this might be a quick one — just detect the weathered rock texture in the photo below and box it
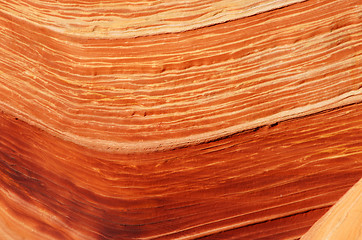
[0,0,361,239]
[302,178,362,240]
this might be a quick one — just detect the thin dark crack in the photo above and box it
[128,1,311,40]
[194,205,331,239]
[157,101,362,153]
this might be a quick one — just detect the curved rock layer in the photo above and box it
[0,0,361,152]
[0,0,361,239]
[0,103,362,239]
[302,178,362,240]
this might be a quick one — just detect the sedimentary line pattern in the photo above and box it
[0,104,361,239]
[0,0,361,152]
[0,0,361,239]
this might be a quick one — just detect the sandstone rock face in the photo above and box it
[0,0,361,239]
[302,178,362,240]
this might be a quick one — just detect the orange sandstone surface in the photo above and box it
[302,178,362,240]
[0,0,361,239]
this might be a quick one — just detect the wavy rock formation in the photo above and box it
[302,178,362,240]
[0,0,361,239]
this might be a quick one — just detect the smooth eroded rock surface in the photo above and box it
[302,178,362,240]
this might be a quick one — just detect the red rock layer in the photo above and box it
[0,104,361,239]
[302,178,362,240]
[0,0,361,152]
[0,0,361,239]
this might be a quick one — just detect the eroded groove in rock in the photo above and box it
[0,0,361,152]
[0,0,361,239]
[0,103,361,239]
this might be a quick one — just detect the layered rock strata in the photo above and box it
[0,0,361,239]
[302,178,362,240]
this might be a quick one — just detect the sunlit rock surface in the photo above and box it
[302,178,362,240]
[0,0,361,239]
